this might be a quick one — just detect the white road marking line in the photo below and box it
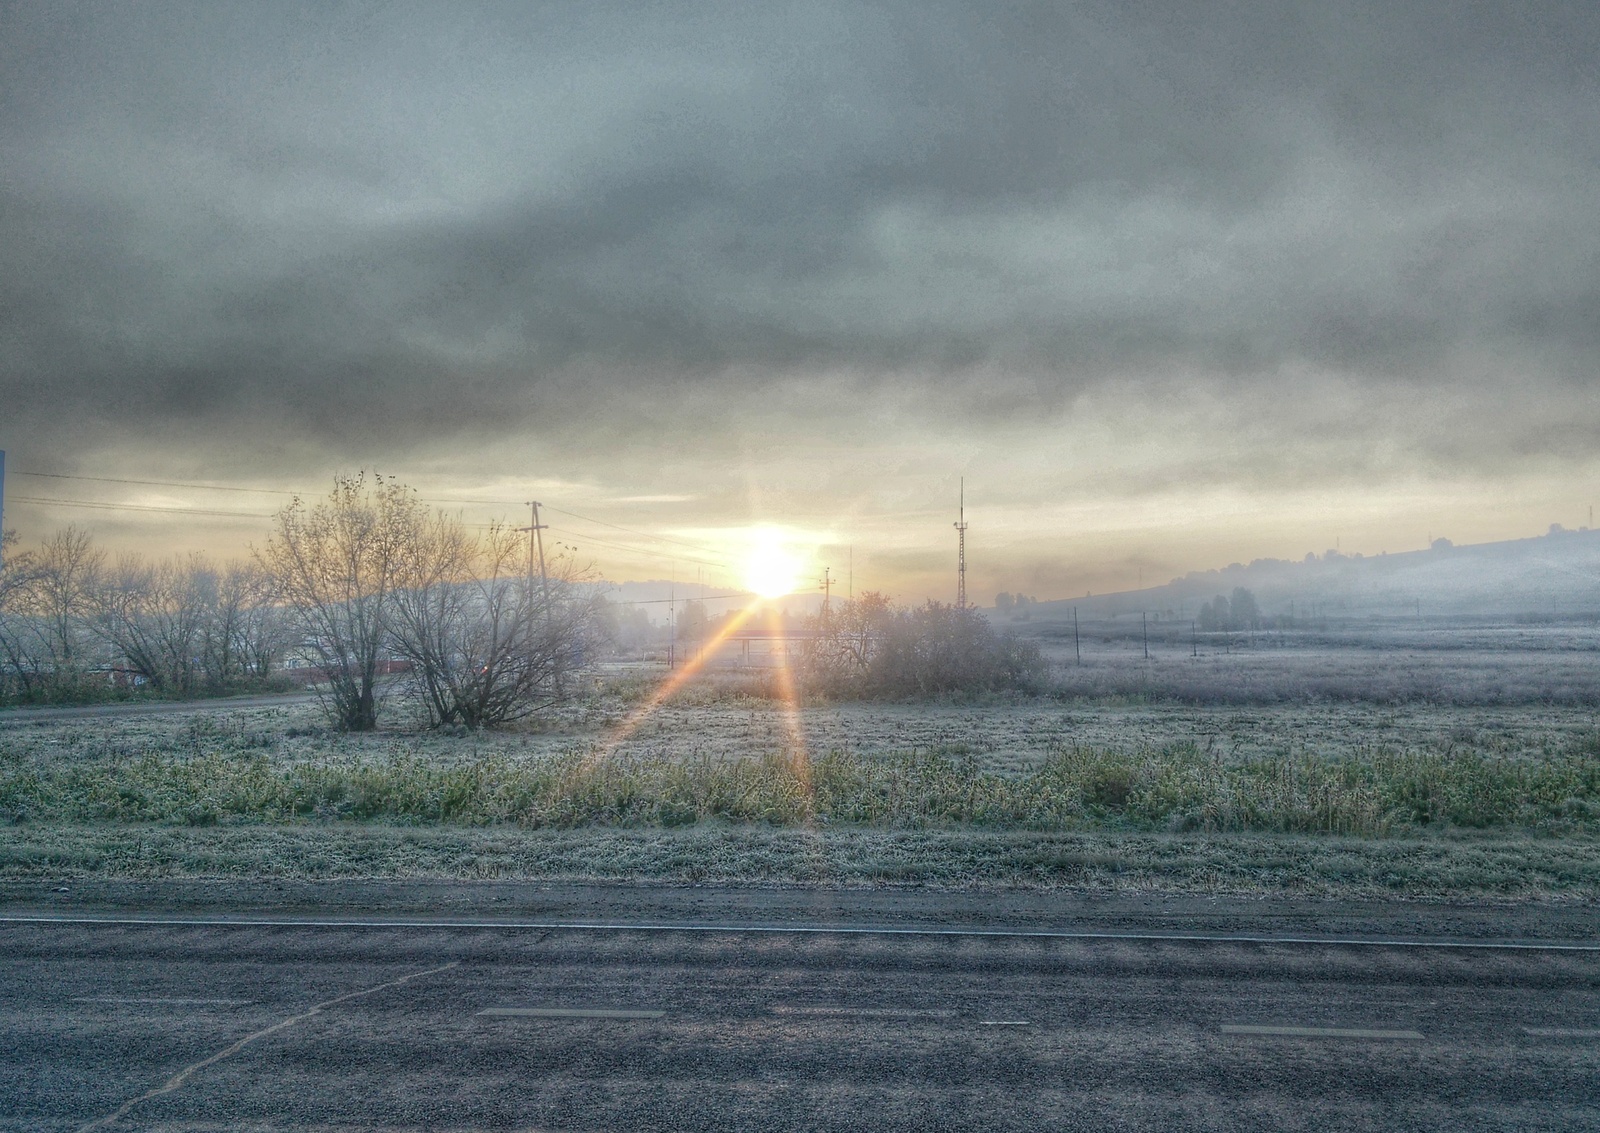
[74,961,459,1133]
[772,1006,957,1018]
[4,913,1596,952]
[1221,1025,1423,1040]
[478,1007,665,1019]
[978,1020,1031,1026]
[1522,1027,1600,1038]
[72,997,252,1006]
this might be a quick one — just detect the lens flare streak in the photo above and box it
[594,601,765,760]
[591,599,816,808]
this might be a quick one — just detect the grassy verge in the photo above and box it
[1,824,1597,897]
[6,736,1599,897]
[5,742,1599,835]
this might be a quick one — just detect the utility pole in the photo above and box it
[848,546,853,602]
[954,477,968,608]
[821,566,832,629]
[530,501,550,614]
[1142,611,1149,659]
[517,499,558,692]
[1191,620,1197,658]
[518,502,551,616]
[1073,607,1081,665]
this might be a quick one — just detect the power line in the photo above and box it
[425,501,738,566]
[610,584,822,607]
[12,469,746,575]
[16,470,735,559]
[13,471,296,496]
[9,496,271,519]
[543,525,731,570]
[616,591,752,606]
[18,470,518,511]
[11,490,728,567]
[542,503,730,556]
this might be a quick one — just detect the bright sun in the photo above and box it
[742,532,805,598]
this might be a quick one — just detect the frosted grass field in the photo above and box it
[3,639,1599,895]
[1025,620,1600,706]
[4,681,1597,775]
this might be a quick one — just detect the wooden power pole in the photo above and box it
[518,501,553,626]
[954,478,968,608]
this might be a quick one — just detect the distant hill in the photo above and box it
[1003,527,1600,622]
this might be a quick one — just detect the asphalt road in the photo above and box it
[3,901,1598,1131]
[0,663,645,724]
[0,693,314,725]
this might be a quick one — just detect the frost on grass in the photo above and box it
[3,662,1600,897]
[3,718,1599,837]
[4,825,1599,898]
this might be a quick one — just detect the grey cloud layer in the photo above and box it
[2,0,1597,465]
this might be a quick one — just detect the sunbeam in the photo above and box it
[591,599,768,762]
[762,602,814,812]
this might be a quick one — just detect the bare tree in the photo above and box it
[211,562,294,683]
[0,529,29,599]
[0,529,42,699]
[32,526,104,678]
[0,526,105,700]
[389,518,604,728]
[258,474,424,731]
[88,553,227,695]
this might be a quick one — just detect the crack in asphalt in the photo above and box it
[74,961,460,1132]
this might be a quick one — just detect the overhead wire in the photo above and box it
[619,591,753,605]
[543,525,732,571]
[541,503,728,556]
[12,471,297,496]
[11,494,730,571]
[8,495,273,520]
[13,470,735,561]
[10,485,844,599]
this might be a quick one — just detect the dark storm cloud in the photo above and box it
[2,0,1597,463]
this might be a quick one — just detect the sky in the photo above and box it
[2,1,1597,603]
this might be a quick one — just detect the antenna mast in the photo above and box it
[954,477,968,608]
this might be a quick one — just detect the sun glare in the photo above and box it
[742,531,804,598]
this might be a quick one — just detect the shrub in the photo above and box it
[802,595,1048,699]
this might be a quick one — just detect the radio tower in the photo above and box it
[954,477,968,608]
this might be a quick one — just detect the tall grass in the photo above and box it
[3,737,1598,835]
